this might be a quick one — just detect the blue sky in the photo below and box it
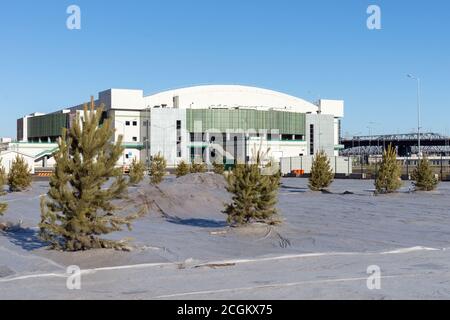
[0,0,449,138]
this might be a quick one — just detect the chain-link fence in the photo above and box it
[351,156,450,181]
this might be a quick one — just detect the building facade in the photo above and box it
[15,85,344,168]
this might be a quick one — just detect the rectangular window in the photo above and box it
[133,121,137,126]
[190,132,204,142]
[132,137,137,142]
[310,124,314,155]
[125,121,130,126]
[177,120,182,157]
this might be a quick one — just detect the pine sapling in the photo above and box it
[191,161,207,173]
[375,144,402,194]
[39,97,142,251]
[224,146,280,225]
[175,160,190,177]
[128,158,146,185]
[412,156,438,191]
[308,151,334,191]
[212,161,225,175]
[0,161,6,216]
[8,155,32,192]
[149,153,167,184]
[0,160,6,195]
[0,202,6,216]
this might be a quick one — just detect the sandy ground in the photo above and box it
[0,174,449,299]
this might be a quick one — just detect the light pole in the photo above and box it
[407,74,421,157]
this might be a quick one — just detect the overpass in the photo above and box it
[341,133,450,156]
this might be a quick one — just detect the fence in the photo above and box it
[280,156,353,176]
[351,156,450,181]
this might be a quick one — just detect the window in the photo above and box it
[190,133,204,142]
[125,154,130,159]
[133,121,137,126]
[177,120,182,157]
[125,121,130,126]
[310,124,314,155]
[132,137,137,142]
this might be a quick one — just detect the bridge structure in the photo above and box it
[341,133,450,157]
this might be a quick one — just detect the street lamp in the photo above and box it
[407,74,421,157]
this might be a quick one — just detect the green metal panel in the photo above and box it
[186,109,305,135]
[27,113,69,138]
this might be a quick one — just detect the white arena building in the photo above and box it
[10,85,345,171]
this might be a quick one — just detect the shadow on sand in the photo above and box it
[280,185,309,193]
[3,226,48,251]
[165,216,228,228]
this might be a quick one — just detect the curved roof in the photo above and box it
[144,85,319,113]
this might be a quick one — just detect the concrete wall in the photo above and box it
[99,89,144,110]
[305,114,335,157]
[149,108,187,167]
[112,110,142,143]
[0,151,35,174]
[318,99,344,118]
[280,156,352,176]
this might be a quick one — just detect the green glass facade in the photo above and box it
[186,109,305,135]
[27,113,69,139]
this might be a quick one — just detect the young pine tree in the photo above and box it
[191,161,207,173]
[0,160,6,195]
[0,202,6,216]
[212,161,225,175]
[8,155,32,192]
[128,158,146,185]
[149,153,167,184]
[39,98,140,251]
[308,151,334,191]
[224,148,280,225]
[375,144,402,194]
[175,160,190,177]
[0,161,6,216]
[412,156,438,191]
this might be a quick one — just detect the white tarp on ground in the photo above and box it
[280,156,352,175]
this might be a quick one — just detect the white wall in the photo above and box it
[305,114,335,157]
[99,89,144,110]
[245,138,307,163]
[318,99,344,118]
[112,110,141,143]
[0,151,35,174]
[280,156,352,175]
[149,109,187,167]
